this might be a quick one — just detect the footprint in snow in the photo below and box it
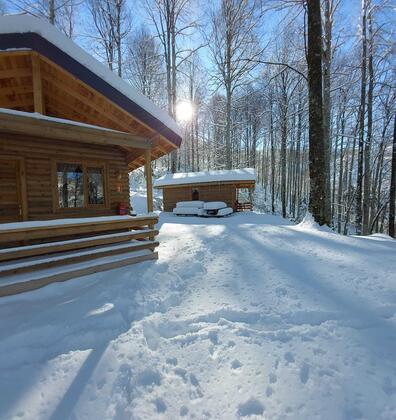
[231,359,242,370]
[237,398,265,417]
[189,373,203,399]
[269,373,277,384]
[153,397,167,413]
[180,406,189,416]
[284,351,295,363]
[300,362,310,384]
[174,368,188,383]
[166,357,178,366]
[136,369,161,387]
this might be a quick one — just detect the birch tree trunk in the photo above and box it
[389,113,396,238]
[356,0,368,235]
[362,4,374,234]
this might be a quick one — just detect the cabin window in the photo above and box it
[192,188,200,200]
[57,163,84,208]
[55,161,107,210]
[88,167,105,205]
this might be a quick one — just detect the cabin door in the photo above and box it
[0,158,26,223]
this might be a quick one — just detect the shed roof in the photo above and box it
[0,14,182,162]
[154,168,256,188]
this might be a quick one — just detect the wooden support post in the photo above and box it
[31,53,45,114]
[145,149,153,213]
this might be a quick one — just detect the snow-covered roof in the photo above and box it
[0,107,124,133]
[154,168,256,188]
[0,14,181,142]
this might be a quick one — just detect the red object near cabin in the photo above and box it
[118,202,127,215]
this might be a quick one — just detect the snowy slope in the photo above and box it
[0,212,395,419]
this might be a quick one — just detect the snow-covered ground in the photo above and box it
[0,209,395,419]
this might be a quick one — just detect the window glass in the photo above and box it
[88,167,105,205]
[57,163,84,208]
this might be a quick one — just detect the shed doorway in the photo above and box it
[236,188,253,211]
[192,188,200,201]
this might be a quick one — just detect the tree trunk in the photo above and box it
[49,0,55,24]
[323,0,333,225]
[356,0,368,235]
[307,0,330,225]
[389,113,396,238]
[362,5,373,234]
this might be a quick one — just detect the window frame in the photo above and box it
[52,159,109,212]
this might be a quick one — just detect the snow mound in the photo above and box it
[294,212,334,233]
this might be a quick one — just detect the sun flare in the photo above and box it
[176,100,194,122]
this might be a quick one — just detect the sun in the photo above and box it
[176,100,194,122]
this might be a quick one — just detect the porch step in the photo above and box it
[0,215,159,244]
[0,240,159,277]
[0,249,158,297]
[0,229,158,262]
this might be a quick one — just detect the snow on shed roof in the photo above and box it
[0,14,181,143]
[154,168,256,188]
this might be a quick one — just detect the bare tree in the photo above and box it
[7,0,58,25]
[389,113,396,238]
[208,0,262,169]
[322,0,338,224]
[87,0,131,76]
[145,0,197,172]
[355,0,369,234]
[126,26,165,103]
[57,0,80,38]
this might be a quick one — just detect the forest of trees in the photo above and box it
[3,0,395,236]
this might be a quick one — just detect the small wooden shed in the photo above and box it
[154,168,256,212]
[0,15,181,295]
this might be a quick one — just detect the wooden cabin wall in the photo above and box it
[162,184,237,212]
[0,133,130,221]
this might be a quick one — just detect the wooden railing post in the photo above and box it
[145,149,153,213]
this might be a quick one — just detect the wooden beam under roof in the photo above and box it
[0,110,153,150]
[31,53,45,114]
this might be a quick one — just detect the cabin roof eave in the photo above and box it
[0,15,182,148]
[0,108,152,150]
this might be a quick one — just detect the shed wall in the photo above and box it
[162,183,237,212]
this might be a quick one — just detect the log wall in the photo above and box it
[0,133,130,221]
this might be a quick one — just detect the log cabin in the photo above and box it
[0,15,182,296]
[154,169,256,212]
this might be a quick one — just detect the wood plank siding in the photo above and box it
[0,133,130,221]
